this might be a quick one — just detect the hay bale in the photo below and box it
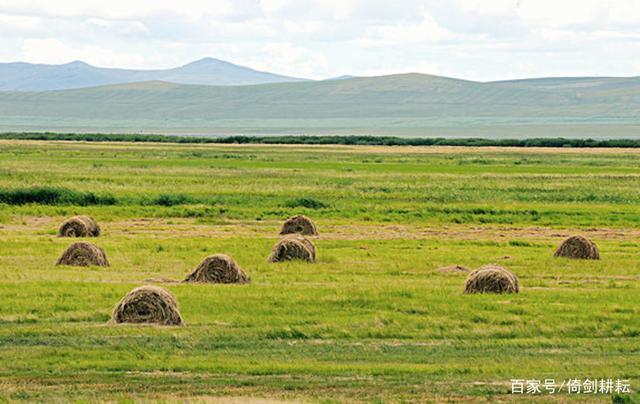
[479,264,520,292]
[56,241,109,267]
[268,234,316,263]
[554,235,600,259]
[280,215,318,236]
[283,234,316,259]
[183,254,250,284]
[58,215,101,237]
[464,265,519,294]
[111,285,183,326]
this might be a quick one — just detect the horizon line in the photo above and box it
[2,57,639,84]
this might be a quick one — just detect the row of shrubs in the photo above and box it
[0,187,329,208]
[2,132,640,148]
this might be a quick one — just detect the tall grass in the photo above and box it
[0,187,116,206]
[284,198,329,209]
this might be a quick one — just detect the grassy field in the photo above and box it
[0,140,639,402]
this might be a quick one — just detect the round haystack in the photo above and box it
[56,241,109,267]
[478,265,520,292]
[280,215,318,236]
[282,234,316,260]
[58,215,101,237]
[554,235,600,260]
[183,254,250,284]
[111,286,183,326]
[268,234,316,263]
[464,265,519,294]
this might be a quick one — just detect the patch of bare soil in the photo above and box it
[437,265,471,274]
[4,216,640,244]
[174,397,301,403]
[143,277,180,284]
[321,223,640,241]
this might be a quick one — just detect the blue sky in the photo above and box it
[1,0,639,81]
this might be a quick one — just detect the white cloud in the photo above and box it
[608,0,640,25]
[260,0,360,20]
[0,0,238,19]
[18,38,147,66]
[0,12,41,32]
[452,0,516,16]
[85,18,149,36]
[517,0,607,28]
[257,42,328,78]
[354,12,453,48]
[0,0,639,79]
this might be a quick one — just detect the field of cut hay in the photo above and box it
[0,140,638,402]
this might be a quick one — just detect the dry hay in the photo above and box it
[283,234,316,259]
[183,254,250,284]
[280,215,318,236]
[481,264,521,292]
[554,235,600,260]
[111,285,183,326]
[464,265,520,294]
[56,241,109,267]
[58,215,101,237]
[437,264,471,274]
[268,234,316,263]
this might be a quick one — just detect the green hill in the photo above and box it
[1,73,639,137]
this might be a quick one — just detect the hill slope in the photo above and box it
[0,58,306,91]
[1,73,639,137]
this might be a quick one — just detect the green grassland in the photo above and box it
[0,140,639,402]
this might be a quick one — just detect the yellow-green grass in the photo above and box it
[0,140,638,402]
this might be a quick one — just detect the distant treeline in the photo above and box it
[2,132,640,148]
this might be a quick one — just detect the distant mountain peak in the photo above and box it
[63,60,91,67]
[0,57,307,91]
[183,57,227,66]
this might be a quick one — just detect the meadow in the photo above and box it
[0,140,638,402]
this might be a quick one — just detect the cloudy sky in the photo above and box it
[1,0,639,81]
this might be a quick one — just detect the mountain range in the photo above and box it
[0,58,639,137]
[0,58,305,91]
